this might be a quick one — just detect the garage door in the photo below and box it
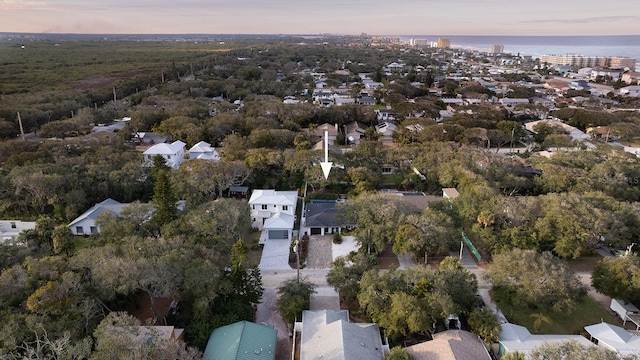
[268,230,289,240]
[310,228,322,235]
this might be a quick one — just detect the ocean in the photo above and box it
[399,35,640,66]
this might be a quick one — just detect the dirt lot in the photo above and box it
[377,243,400,269]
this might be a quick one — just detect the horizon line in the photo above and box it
[1,31,640,37]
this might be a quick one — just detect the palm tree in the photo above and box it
[530,312,553,333]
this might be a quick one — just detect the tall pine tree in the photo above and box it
[152,169,177,229]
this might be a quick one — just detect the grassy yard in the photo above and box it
[493,289,621,335]
[245,230,264,267]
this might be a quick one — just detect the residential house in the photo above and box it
[188,141,220,161]
[68,198,131,235]
[283,96,301,104]
[544,79,570,94]
[375,121,397,146]
[133,132,172,145]
[569,80,590,90]
[500,98,530,110]
[302,201,354,236]
[406,330,491,360]
[498,323,593,358]
[590,68,624,81]
[375,109,396,123]
[309,123,338,149]
[293,310,389,360]
[442,188,460,200]
[584,322,640,357]
[248,189,298,240]
[621,71,640,85]
[344,121,367,145]
[357,96,376,106]
[143,140,186,169]
[532,97,554,109]
[441,98,465,106]
[229,186,249,199]
[334,94,356,106]
[620,85,640,97]
[0,220,36,245]
[203,321,277,360]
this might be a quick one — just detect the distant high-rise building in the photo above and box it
[491,44,504,54]
[410,38,430,47]
[437,38,450,48]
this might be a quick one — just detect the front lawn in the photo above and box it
[492,288,620,335]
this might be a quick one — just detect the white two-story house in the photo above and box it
[248,190,298,241]
[188,141,220,161]
[143,140,186,169]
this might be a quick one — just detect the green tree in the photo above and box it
[592,255,640,305]
[52,225,75,256]
[340,192,418,254]
[393,209,456,263]
[529,339,639,360]
[276,278,317,326]
[326,251,376,303]
[151,170,177,229]
[488,249,586,312]
[468,307,500,345]
[385,346,413,360]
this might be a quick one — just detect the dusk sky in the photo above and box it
[1,0,639,35]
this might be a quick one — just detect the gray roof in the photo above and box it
[305,202,352,228]
[68,198,129,227]
[300,310,384,360]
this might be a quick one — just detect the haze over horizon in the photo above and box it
[1,0,639,36]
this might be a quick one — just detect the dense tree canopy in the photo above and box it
[488,249,586,312]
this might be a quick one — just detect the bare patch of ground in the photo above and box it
[74,68,160,90]
[126,293,174,325]
[377,243,400,269]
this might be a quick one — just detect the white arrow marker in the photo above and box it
[320,130,333,179]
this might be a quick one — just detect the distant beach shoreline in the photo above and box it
[398,35,640,63]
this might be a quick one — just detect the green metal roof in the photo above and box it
[203,321,277,360]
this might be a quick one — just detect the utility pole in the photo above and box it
[16,112,25,140]
[459,241,464,260]
[113,87,117,102]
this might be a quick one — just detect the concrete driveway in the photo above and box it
[259,239,292,270]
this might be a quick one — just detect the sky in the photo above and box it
[1,0,639,36]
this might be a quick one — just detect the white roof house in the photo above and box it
[585,322,640,356]
[143,140,186,169]
[294,310,388,360]
[188,141,220,161]
[620,85,640,97]
[68,198,131,235]
[0,220,36,245]
[498,323,592,358]
[248,190,298,240]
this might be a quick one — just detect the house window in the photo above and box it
[167,155,171,159]
[252,205,255,210]
[10,222,16,229]
[90,226,98,234]
[76,227,84,235]
[261,205,268,210]
[382,167,393,174]
[282,205,288,211]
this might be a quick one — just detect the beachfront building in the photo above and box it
[437,38,451,49]
[540,54,636,71]
[491,44,504,54]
